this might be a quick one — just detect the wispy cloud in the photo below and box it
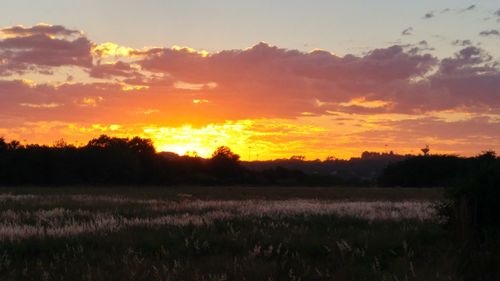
[479,29,500,37]
[401,27,413,36]
[460,4,476,13]
[452,39,473,46]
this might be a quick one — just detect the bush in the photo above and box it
[437,151,500,280]
[378,155,466,187]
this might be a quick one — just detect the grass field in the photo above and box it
[0,186,456,281]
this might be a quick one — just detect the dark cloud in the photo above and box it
[408,40,435,53]
[1,24,80,38]
[452,39,473,46]
[89,61,142,79]
[479,29,500,36]
[461,5,476,12]
[440,5,475,15]
[0,24,93,75]
[494,9,500,22]
[423,12,435,19]
[438,46,493,75]
[401,27,413,36]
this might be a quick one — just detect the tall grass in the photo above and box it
[0,190,453,281]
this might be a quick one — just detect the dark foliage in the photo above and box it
[379,151,500,279]
[378,155,468,187]
[444,151,500,236]
[244,151,408,184]
[0,135,353,186]
[437,152,500,280]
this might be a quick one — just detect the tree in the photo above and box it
[8,140,22,150]
[128,137,156,155]
[53,138,74,149]
[86,135,127,149]
[0,138,7,152]
[437,151,500,279]
[325,156,336,161]
[421,145,430,156]
[209,146,242,182]
[211,146,240,163]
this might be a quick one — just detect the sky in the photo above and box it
[0,0,499,159]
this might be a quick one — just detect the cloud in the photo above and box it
[479,29,500,36]
[401,27,413,36]
[134,43,449,119]
[140,43,436,85]
[452,39,473,46]
[411,40,435,52]
[460,5,476,12]
[423,11,435,19]
[1,28,499,125]
[440,5,475,15]
[438,46,493,74]
[0,24,499,155]
[89,61,142,79]
[430,5,475,18]
[0,23,81,38]
[0,23,93,75]
[494,9,500,22]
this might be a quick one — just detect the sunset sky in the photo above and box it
[1,0,499,159]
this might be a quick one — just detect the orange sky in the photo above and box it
[1,24,499,160]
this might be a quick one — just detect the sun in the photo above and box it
[155,143,213,157]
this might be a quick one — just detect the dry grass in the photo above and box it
[0,187,454,281]
[0,193,436,240]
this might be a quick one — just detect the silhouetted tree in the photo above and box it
[437,151,500,280]
[53,139,72,148]
[325,156,336,161]
[209,146,243,183]
[128,137,156,155]
[0,138,7,152]
[378,155,466,187]
[211,146,239,162]
[421,144,430,156]
[8,140,22,150]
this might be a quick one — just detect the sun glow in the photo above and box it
[339,97,391,109]
[140,119,345,160]
[93,42,135,58]
[143,122,253,158]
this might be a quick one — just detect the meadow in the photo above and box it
[0,186,458,281]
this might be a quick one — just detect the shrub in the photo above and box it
[437,151,500,280]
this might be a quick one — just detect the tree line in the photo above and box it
[1,135,497,189]
[0,135,352,186]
